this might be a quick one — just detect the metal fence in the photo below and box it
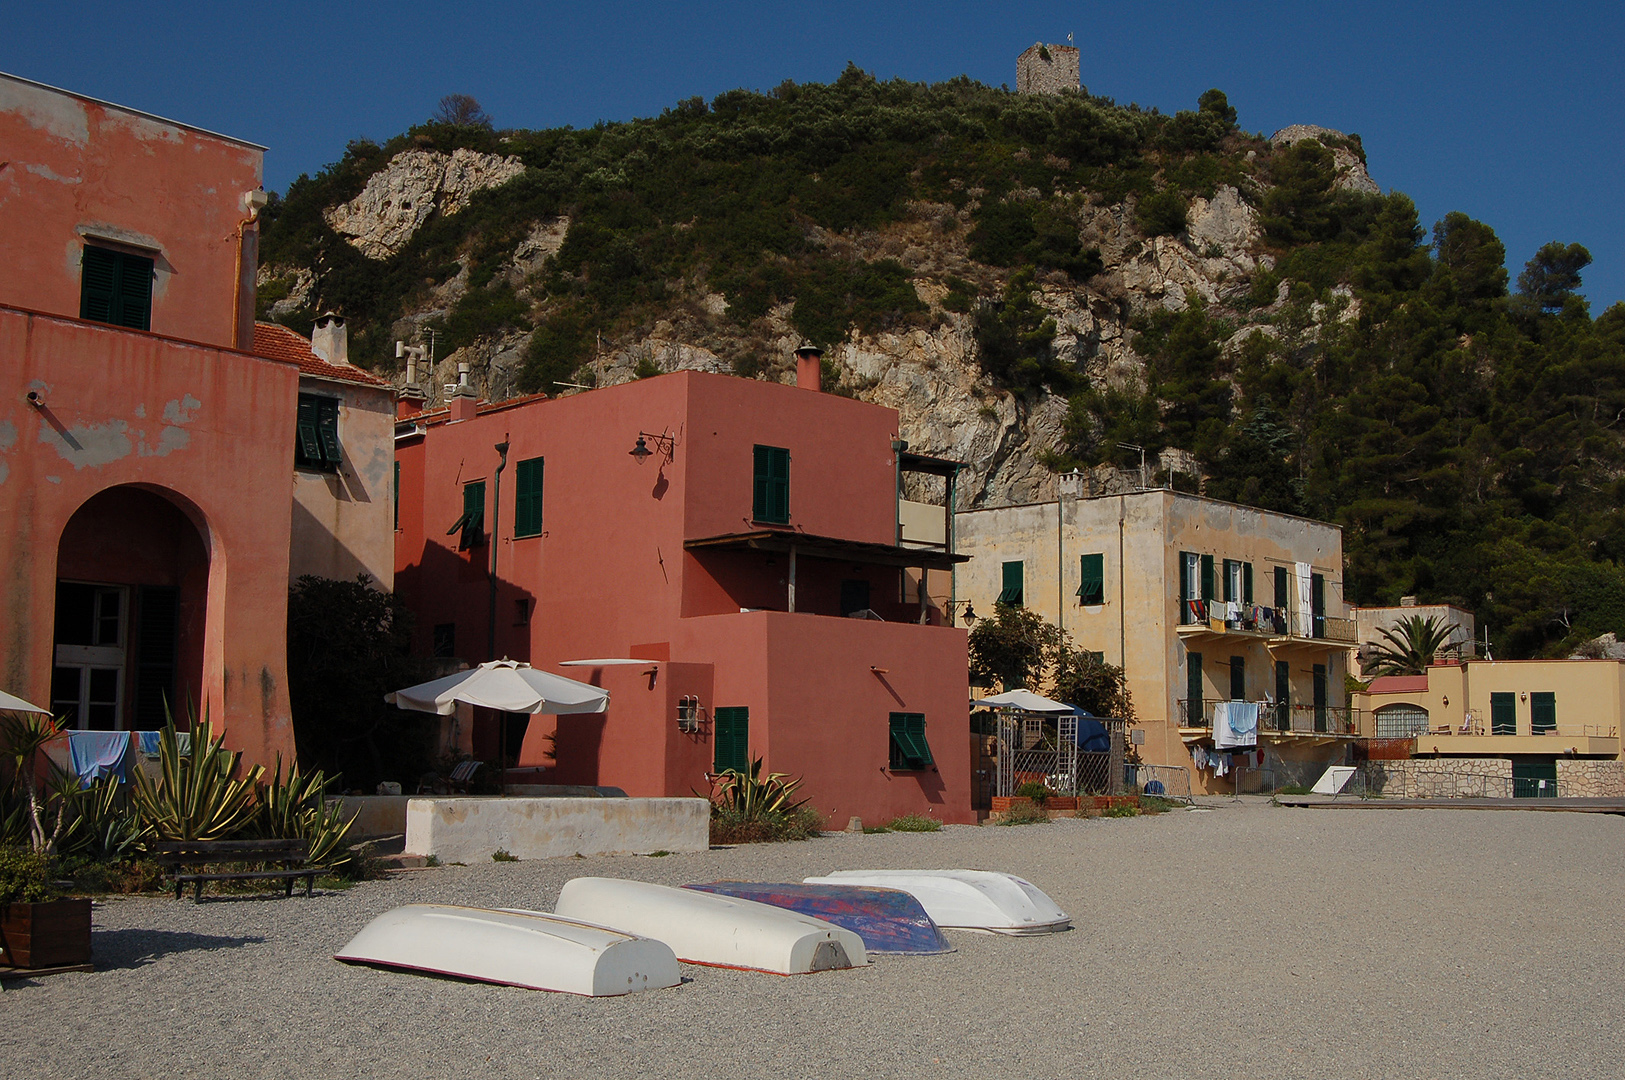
[1179,698,1360,736]
[1178,600,1357,643]
[1124,763,1193,802]
[995,714,1126,797]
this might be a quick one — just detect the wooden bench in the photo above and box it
[154,839,325,902]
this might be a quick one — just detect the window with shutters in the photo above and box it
[295,394,343,472]
[447,480,486,551]
[513,456,544,538]
[1490,692,1516,735]
[713,707,750,772]
[1076,553,1104,605]
[79,245,154,331]
[998,561,1024,606]
[1530,691,1556,734]
[1229,656,1245,701]
[889,712,933,770]
[752,445,790,523]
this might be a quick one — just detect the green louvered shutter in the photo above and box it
[713,707,749,772]
[1530,691,1555,734]
[115,251,153,330]
[1243,563,1254,604]
[295,396,323,466]
[514,456,544,537]
[999,560,1024,606]
[459,480,486,550]
[316,398,342,466]
[889,712,932,770]
[1200,554,1214,603]
[80,247,118,324]
[1490,692,1516,735]
[753,445,790,523]
[1076,553,1104,604]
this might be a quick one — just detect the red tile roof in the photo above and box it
[1366,674,1429,694]
[252,322,392,389]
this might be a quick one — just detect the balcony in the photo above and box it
[1175,600,1356,645]
[1178,698,1360,738]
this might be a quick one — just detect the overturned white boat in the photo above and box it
[335,904,680,996]
[803,870,1071,935]
[553,877,867,974]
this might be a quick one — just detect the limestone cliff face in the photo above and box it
[297,134,1372,510]
[1268,125,1380,195]
[325,149,526,259]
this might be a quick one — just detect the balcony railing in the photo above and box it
[1177,600,1356,643]
[1178,698,1359,736]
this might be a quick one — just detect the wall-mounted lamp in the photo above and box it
[1441,696,1449,707]
[1520,692,1528,702]
[629,430,677,464]
[946,600,977,625]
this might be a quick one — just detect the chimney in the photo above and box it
[396,339,428,418]
[449,363,478,422]
[794,343,823,392]
[1400,595,1419,608]
[311,312,349,365]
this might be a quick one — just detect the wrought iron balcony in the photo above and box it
[1177,600,1356,643]
[1178,698,1359,736]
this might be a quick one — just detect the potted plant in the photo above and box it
[0,846,91,970]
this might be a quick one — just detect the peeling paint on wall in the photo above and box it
[25,162,80,185]
[143,426,190,457]
[163,395,201,425]
[0,78,90,144]
[43,418,132,467]
[0,420,16,450]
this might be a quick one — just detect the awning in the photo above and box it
[686,530,969,570]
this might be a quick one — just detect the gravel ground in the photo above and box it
[4,799,1622,1080]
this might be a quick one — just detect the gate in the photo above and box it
[995,713,1126,797]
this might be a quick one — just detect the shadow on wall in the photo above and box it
[289,492,382,584]
[394,534,535,665]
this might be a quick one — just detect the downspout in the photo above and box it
[490,437,509,795]
[1057,485,1066,636]
[1118,496,1127,669]
[947,463,960,627]
[232,192,266,351]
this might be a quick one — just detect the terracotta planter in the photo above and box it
[1089,795,1138,811]
[0,899,92,969]
[990,796,1034,813]
[1046,797,1078,811]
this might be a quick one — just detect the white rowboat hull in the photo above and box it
[335,904,680,996]
[554,877,867,974]
[803,870,1071,935]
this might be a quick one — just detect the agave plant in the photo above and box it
[61,772,153,860]
[129,716,265,842]
[0,709,69,853]
[709,757,808,820]
[253,757,356,867]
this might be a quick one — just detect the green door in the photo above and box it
[1512,758,1557,799]
[1490,692,1516,735]
[1530,692,1556,734]
[713,707,749,772]
[1274,660,1291,732]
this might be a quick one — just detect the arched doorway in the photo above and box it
[52,486,210,729]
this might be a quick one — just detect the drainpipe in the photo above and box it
[1057,485,1066,637]
[490,437,509,793]
[232,190,267,350]
[946,464,960,626]
[892,439,907,546]
[1118,496,1127,670]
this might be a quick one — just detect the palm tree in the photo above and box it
[1363,614,1460,676]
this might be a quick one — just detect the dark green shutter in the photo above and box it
[514,457,544,537]
[713,707,749,772]
[1200,554,1214,602]
[1313,664,1328,732]
[458,480,486,550]
[889,712,932,770]
[295,396,323,465]
[1222,559,1237,602]
[316,398,342,466]
[1274,566,1288,608]
[1490,692,1516,735]
[1076,553,1104,604]
[1530,692,1556,734]
[1186,652,1203,725]
[1243,563,1254,604]
[80,247,117,324]
[752,445,790,523]
[133,586,179,730]
[1274,660,1291,731]
[1229,656,1245,701]
[999,561,1024,606]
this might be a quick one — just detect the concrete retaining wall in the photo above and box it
[334,796,412,838]
[404,797,710,862]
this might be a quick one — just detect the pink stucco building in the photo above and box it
[393,362,974,825]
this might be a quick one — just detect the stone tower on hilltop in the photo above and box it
[1017,42,1080,95]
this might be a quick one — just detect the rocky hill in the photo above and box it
[256,68,1625,658]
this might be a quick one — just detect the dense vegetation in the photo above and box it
[258,69,1625,659]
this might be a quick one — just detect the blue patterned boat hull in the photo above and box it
[684,882,953,955]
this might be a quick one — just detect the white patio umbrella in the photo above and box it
[973,689,1073,713]
[0,689,49,714]
[386,659,610,715]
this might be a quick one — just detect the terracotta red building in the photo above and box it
[393,362,974,825]
[0,72,301,765]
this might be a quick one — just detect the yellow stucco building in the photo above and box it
[955,486,1357,794]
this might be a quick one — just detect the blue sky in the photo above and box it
[6,1,1622,306]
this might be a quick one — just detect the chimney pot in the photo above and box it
[794,343,823,392]
[311,312,349,365]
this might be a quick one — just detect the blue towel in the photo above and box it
[137,730,162,755]
[68,730,132,786]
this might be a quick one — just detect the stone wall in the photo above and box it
[1557,758,1625,797]
[1017,44,1080,96]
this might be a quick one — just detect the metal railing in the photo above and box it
[1125,763,1193,802]
[1178,600,1356,643]
[995,715,1127,797]
[1179,698,1359,736]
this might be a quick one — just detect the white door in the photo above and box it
[52,583,127,730]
